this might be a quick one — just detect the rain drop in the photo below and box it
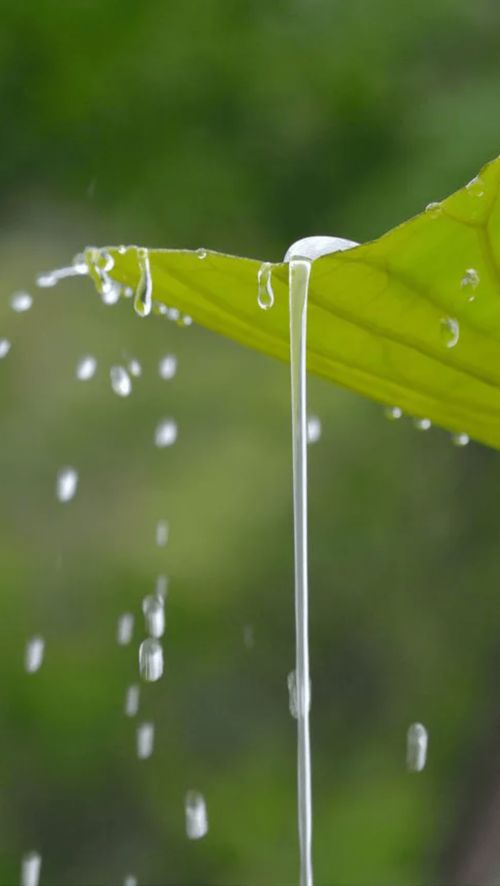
[384,406,402,421]
[136,722,155,759]
[158,354,177,380]
[413,418,431,432]
[306,416,321,444]
[440,316,459,349]
[154,418,178,448]
[20,852,42,886]
[257,262,275,310]
[185,791,209,840]
[56,467,79,503]
[116,613,134,646]
[406,722,428,772]
[24,636,45,674]
[110,366,132,397]
[76,355,97,381]
[124,684,140,718]
[452,432,469,447]
[0,338,11,359]
[139,638,164,682]
[134,248,153,318]
[156,519,169,547]
[142,594,165,639]
[10,291,33,313]
[461,268,480,301]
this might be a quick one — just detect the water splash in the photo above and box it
[116,613,135,646]
[76,355,97,381]
[136,722,155,759]
[185,791,209,840]
[56,467,79,503]
[406,722,428,772]
[154,419,178,448]
[110,366,132,397]
[134,248,153,318]
[139,638,163,682]
[11,292,33,313]
[20,852,42,886]
[257,263,275,310]
[24,637,45,674]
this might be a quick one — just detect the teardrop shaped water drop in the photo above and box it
[56,467,79,502]
[139,638,163,682]
[440,316,459,349]
[134,248,153,317]
[257,262,275,310]
[406,722,428,772]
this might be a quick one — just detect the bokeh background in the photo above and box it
[1,2,500,884]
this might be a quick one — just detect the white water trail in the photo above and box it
[289,257,313,886]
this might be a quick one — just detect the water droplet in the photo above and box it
[306,416,321,444]
[139,638,163,682]
[384,406,402,421]
[406,722,428,772]
[466,176,484,198]
[156,519,169,547]
[128,359,142,378]
[413,418,431,432]
[24,636,45,673]
[155,574,168,599]
[142,594,165,639]
[185,791,209,840]
[124,876,138,886]
[158,354,177,380]
[75,355,97,381]
[243,624,255,649]
[0,338,11,359]
[440,316,459,349]
[21,852,42,886]
[124,684,140,718]
[179,314,193,327]
[101,281,121,305]
[136,722,155,759]
[56,467,79,503]
[196,248,207,260]
[110,366,132,397]
[460,268,480,301]
[452,432,469,447]
[257,262,275,310]
[134,248,153,318]
[10,291,33,313]
[425,201,442,218]
[117,613,134,646]
[154,418,178,448]
[117,245,127,255]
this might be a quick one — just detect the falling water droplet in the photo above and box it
[136,722,155,759]
[142,595,165,639]
[0,338,11,359]
[155,574,169,599]
[124,684,140,717]
[257,262,275,310]
[139,638,164,682]
[424,202,442,218]
[413,418,432,432]
[75,355,97,381]
[306,416,321,444]
[460,268,480,301]
[440,316,459,349]
[20,852,42,886]
[452,432,470,447]
[10,291,33,313]
[110,366,132,397]
[116,613,134,646]
[196,248,207,260]
[24,637,45,673]
[156,519,169,547]
[158,354,177,380]
[466,176,485,198]
[185,791,209,840]
[56,467,79,503]
[123,876,138,886]
[128,359,142,377]
[287,670,298,719]
[154,419,178,448]
[134,248,153,318]
[406,722,428,772]
[101,282,121,305]
[384,406,402,421]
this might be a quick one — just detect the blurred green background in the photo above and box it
[1,1,500,884]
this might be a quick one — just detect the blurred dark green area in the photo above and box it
[0,1,500,884]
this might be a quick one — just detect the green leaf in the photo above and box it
[85,155,500,449]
